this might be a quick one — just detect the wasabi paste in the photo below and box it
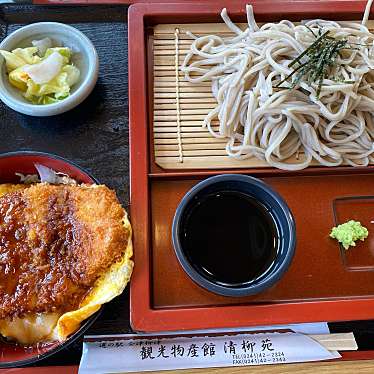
[330,220,368,250]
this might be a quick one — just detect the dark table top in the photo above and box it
[0,4,131,366]
[2,3,374,369]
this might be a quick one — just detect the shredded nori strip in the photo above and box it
[275,27,360,98]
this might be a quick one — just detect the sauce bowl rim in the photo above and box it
[172,173,296,297]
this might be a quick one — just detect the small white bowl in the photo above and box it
[0,22,99,116]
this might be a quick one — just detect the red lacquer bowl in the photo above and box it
[0,151,101,368]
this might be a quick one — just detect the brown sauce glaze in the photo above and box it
[0,184,128,320]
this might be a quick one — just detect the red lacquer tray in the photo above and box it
[128,0,374,335]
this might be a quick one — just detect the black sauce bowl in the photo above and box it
[172,174,296,297]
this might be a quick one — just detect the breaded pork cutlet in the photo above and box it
[0,183,130,320]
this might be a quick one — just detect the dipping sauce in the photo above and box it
[181,191,279,286]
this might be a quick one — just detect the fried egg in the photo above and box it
[0,183,133,345]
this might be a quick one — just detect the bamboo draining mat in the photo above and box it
[153,23,267,170]
[152,21,374,170]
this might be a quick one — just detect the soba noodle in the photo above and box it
[181,1,374,170]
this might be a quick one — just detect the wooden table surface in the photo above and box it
[2,2,374,371]
[140,360,374,373]
[0,3,132,368]
[6,359,374,373]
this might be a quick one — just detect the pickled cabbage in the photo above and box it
[0,40,80,105]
